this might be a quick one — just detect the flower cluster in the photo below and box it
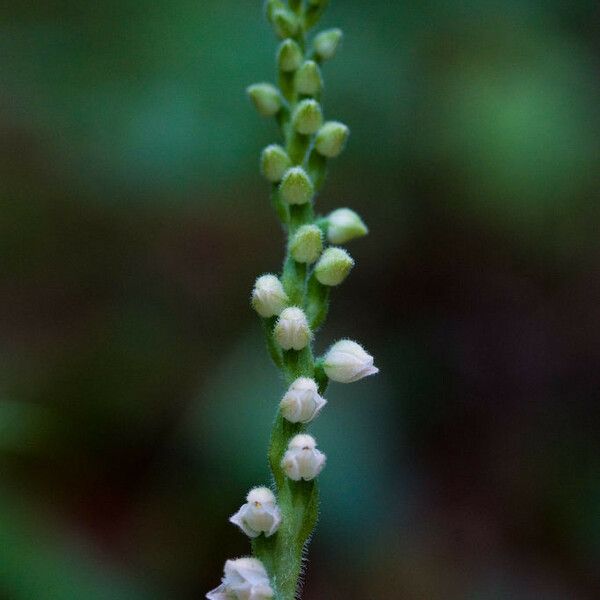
[209,2,378,598]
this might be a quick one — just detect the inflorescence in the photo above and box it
[208,2,378,599]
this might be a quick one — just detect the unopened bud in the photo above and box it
[207,557,274,600]
[261,145,292,183]
[315,121,349,158]
[274,307,311,350]
[247,83,281,117]
[313,28,343,61]
[292,99,323,135]
[271,8,299,39]
[279,167,314,205]
[290,224,323,263]
[229,487,281,538]
[323,339,379,383]
[281,434,326,481]
[326,208,368,244]
[280,377,327,423]
[294,61,323,96]
[314,247,354,286]
[277,39,303,72]
[251,274,289,318]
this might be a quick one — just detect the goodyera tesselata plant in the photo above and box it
[208,2,378,599]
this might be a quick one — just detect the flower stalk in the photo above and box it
[208,2,378,599]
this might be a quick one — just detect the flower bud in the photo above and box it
[251,274,289,318]
[271,8,299,39]
[247,83,281,117]
[315,121,349,158]
[207,557,274,600]
[294,61,323,96]
[314,247,354,286]
[274,307,312,350]
[289,224,323,263]
[280,377,327,423]
[281,434,326,481]
[313,28,343,61]
[279,167,314,205]
[260,145,292,183]
[323,339,379,383]
[326,208,368,244]
[277,39,303,72]
[291,99,323,135]
[229,487,282,538]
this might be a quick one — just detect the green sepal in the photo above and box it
[305,273,330,330]
[262,316,284,369]
[270,185,290,224]
[313,358,329,395]
[281,255,307,306]
[307,147,328,191]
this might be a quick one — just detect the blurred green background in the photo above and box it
[1,1,599,598]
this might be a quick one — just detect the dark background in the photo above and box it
[1,1,599,598]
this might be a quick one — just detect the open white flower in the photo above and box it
[281,434,326,481]
[251,274,288,318]
[274,307,312,350]
[229,487,281,538]
[206,557,274,600]
[323,339,378,383]
[280,377,327,423]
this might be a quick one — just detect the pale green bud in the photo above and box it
[278,39,303,72]
[290,225,323,263]
[265,0,285,19]
[247,83,281,117]
[315,121,350,158]
[326,208,368,244]
[294,61,323,96]
[279,167,314,205]
[313,28,343,61]
[291,99,323,135]
[271,8,299,39]
[260,145,292,182]
[314,247,354,286]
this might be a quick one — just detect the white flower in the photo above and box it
[280,377,327,423]
[281,434,326,481]
[323,339,379,383]
[274,307,312,350]
[229,487,281,538]
[251,274,289,318]
[207,557,274,600]
[326,208,368,244]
